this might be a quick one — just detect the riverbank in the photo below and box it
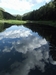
[0,20,27,24]
[0,20,56,27]
[27,21,56,27]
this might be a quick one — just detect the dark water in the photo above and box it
[0,23,56,75]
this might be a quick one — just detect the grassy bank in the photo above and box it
[0,20,27,24]
[0,20,56,27]
[27,21,56,27]
[37,21,56,27]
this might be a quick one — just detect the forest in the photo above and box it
[22,0,56,21]
[0,7,22,20]
[0,0,56,21]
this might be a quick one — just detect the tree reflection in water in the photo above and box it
[0,23,56,75]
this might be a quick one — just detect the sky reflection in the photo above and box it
[0,25,55,75]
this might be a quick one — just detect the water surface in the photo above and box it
[0,23,56,75]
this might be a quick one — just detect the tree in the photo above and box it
[0,7,5,11]
[22,0,56,21]
[0,10,3,19]
[16,15,22,20]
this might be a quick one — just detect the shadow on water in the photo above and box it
[24,23,56,75]
[0,23,13,32]
[24,23,56,57]
[0,23,56,75]
[24,23,56,45]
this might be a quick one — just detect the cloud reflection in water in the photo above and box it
[0,25,50,75]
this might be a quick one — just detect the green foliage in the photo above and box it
[0,7,5,11]
[3,11,16,19]
[0,10,3,19]
[22,1,56,21]
[0,0,56,21]
[0,20,27,25]
[0,7,16,20]
[15,15,22,20]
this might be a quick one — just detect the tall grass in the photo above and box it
[0,20,27,24]
[0,20,56,27]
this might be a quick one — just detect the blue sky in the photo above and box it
[0,0,51,15]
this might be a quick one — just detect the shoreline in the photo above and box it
[0,20,56,27]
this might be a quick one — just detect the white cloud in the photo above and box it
[4,42,49,75]
[2,39,49,75]
[0,0,51,12]
[0,25,55,75]
[0,25,48,54]
[0,0,33,11]
[0,25,32,39]
[36,0,43,3]
[36,0,51,3]
[45,0,51,3]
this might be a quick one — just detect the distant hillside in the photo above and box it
[14,14,22,20]
[0,0,56,21]
[0,7,15,20]
[22,0,56,21]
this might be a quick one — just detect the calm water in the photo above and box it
[0,23,56,75]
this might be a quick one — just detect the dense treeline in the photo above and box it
[22,0,56,21]
[0,7,22,20]
[0,8,15,20]
[0,8,4,19]
[0,8,16,20]
[15,15,22,20]
[0,0,56,21]
[2,11,16,20]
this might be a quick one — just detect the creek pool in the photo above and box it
[0,23,56,75]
